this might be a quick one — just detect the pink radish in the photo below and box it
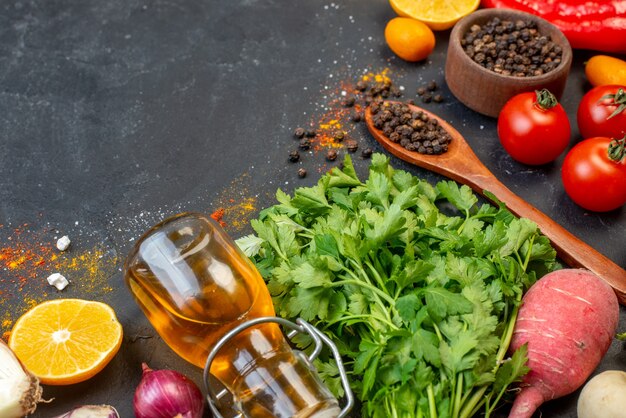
[507,269,619,418]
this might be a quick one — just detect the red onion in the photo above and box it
[134,363,204,418]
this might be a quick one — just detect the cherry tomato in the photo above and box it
[561,136,626,212]
[577,85,626,139]
[497,89,571,165]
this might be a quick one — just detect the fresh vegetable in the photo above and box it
[9,299,123,385]
[561,135,626,212]
[577,86,626,139]
[384,17,435,62]
[0,339,43,418]
[53,405,120,418]
[481,0,626,53]
[585,56,626,87]
[577,370,626,418]
[390,0,480,31]
[497,89,571,165]
[507,269,619,418]
[237,154,558,418]
[134,363,204,418]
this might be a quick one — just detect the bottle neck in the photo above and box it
[211,327,339,418]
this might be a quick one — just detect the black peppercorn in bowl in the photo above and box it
[445,8,572,118]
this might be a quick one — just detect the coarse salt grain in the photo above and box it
[56,235,71,251]
[47,273,69,290]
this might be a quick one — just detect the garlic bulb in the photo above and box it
[0,339,43,417]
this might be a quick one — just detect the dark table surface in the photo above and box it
[1,1,625,417]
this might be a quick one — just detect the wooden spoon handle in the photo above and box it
[474,174,626,304]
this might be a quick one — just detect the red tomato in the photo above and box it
[577,85,626,139]
[561,137,626,212]
[497,90,571,165]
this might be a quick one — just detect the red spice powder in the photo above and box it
[0,224,119,338]
[210,208,227,227]
[308,69,396,154]
[1,240,56,292]
[209,172,260,234]
[310,81,357,152]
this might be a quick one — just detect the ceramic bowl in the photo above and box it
[445,8,573,118]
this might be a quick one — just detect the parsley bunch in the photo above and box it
[237,154,558,418]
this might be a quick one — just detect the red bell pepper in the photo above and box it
[481,0,626,54]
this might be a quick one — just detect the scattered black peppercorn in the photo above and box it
[355,75,402,105]
[346,140,358,153]
[417,81,444,104]
[342,96,355,107]
[297,168,307,178]
[370,101,451,155]
[294,127,305,138]
[299,138,311,150]
[288,74,408,170]
[288,150,300,162]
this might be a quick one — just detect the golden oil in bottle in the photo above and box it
[125,213,340,418]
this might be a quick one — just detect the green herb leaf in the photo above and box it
[313,359,345,398]
[291,261,333,288]
[235,234,265,257]
[314,233,340,259]
[437,181,478,213]
[494,344,530,392]
[365,171,392,208]
[424,287,474,322]
[291,183,331,215]
[500,218,537,256]
[328,156,361,188]
[440,332,480,375]
[392,170,417,192]
[412,328,441,367]
[241,153,556,418]
[396,293,421,324]
[286,286,334,320]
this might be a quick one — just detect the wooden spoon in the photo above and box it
[366,102,626,305]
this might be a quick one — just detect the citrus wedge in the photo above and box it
[390,0,480,31]
[9,299,123,385]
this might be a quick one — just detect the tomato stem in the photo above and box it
[600,88,626,120]
[608,135,626,162]
[534,89,558,110]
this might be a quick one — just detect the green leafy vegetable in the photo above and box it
[237,154,558,418]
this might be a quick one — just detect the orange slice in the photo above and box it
[389,0,480,31]
[9,299,123,385]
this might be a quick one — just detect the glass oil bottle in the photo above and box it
[124,213,344,418]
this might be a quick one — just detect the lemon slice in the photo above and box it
[390,0,480,31]
[9,299,123,385]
